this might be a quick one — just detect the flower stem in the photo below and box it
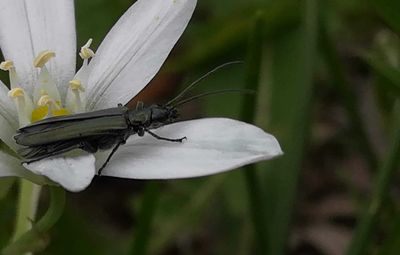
[241,11,269,254]
[3,186,65,255]
[129,181,160,255]
[346,101,400,255]
[12,179,42,241]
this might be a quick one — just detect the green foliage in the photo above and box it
[261,2,318,254]
[2,0,400,254]
[369,0,400,33]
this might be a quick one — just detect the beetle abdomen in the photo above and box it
[15,115,128,146]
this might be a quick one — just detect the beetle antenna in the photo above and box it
[166,61,243,106]
[172,89,254,108]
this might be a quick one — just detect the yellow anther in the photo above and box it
[8,87,25,98]
[79,39,95,59]
[34,50,56,68]
[0,60,14,71]
[69,79,85,92]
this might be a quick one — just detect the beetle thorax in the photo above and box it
[127,104,178,129]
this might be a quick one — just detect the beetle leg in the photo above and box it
[21,140,98,164]
[79,140,98,153]
[138,126,145,136]
[144,128,187,143]
[22,141,85,164]
[98,136,127,176]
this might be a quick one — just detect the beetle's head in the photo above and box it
[148,105,179,129]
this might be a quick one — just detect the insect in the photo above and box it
[15,102,185,174]
[14,62,248,174]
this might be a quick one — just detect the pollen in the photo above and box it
[37,94,53,107]
[2,39,98,126]
[34,50,56,68]
[79,39,95,59]
[31,94,69,122]
[8,87,25,98]
[0,60,14,71]
[31,106,69,122]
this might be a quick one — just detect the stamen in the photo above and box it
[69,79,85,92]
[0,60,14,71]
[32,94,69,121]
[32,51,61,105]
[8,87,34,127]
[65,39,95,113]
[79,39,95,59]
[33,50,56,68]
[1,60,21,89]
[8,87,24,98]
[66,79,85,113]
[37,95,57,108]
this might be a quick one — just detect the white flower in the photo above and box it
[0,0,282,192]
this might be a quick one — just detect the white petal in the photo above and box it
[0,0,76,95]
[23,153,96,192]
[0,0,35,92]
[0,150,44,184]
[86,0,197,110]
[0,81,18,127]
[100,118,282,179]
[0,82,18,151]
[0,115,18,152]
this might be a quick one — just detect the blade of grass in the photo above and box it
[365,55,400,95]
[346,100,400,255]
[240,11,268,254]
[261,1,318,254]
[378,209,400,255]
[129,181,160,255]
[319,22,378,171]
[150,176,226,254]
[368,0,400,34]
[167,1,300,73]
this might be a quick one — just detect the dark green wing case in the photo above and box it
[15,107,129,146]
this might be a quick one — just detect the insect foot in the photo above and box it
[177,136,187,143]
[166,136,187,143]
[146,130,187,143]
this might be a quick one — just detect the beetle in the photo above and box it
[15,102,185,174]
[14,61,247,174]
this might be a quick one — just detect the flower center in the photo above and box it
[31,94,70,123]
[0,39,95,127]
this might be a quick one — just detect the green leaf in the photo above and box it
[346,100,400,255]
[167,0,300,73]
[149,176,226,254]
[378,210,400,255]
[369,0,400,34]
[0,178,15,201]
[241,11,269,254]
[261,1,318,254]
[366,55,400,95]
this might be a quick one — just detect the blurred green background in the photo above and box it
[1,0,400,254]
